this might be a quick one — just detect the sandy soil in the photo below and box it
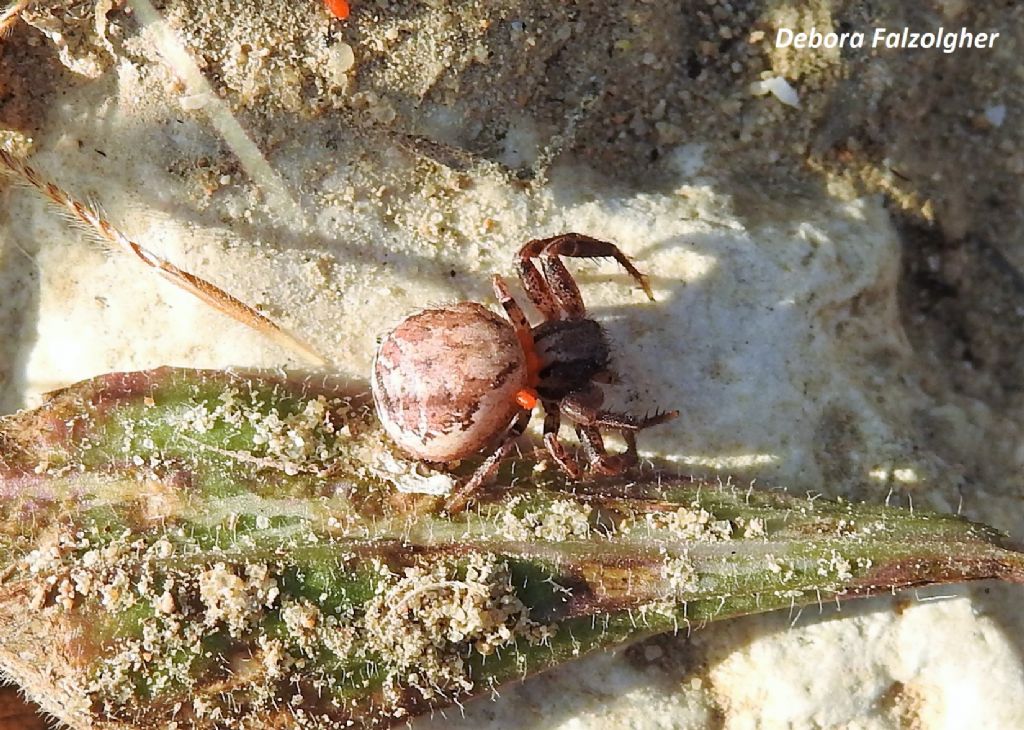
[1,1,1023,727]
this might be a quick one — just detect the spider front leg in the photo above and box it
[517,233,655,321]
[541,402,582,479]
[443,410,532,514]
[492,275,541,401]
[574,424,631,476]
[562,385,678,475]
[492,274,534,347]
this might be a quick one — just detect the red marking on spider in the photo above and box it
[325,0,350,19]
[515,388,539,410]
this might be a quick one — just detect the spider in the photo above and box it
[1,145,675,512]
[371,233,679,512]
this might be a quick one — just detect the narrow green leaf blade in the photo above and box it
[0,368,1020,728]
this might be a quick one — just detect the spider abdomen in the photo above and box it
[372,302,528,462]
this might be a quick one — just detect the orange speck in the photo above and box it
[325,0,350,19]
[515,388,539,410]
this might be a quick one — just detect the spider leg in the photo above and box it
[562,385,678,474]
[493,274,534,346]
[519,233,655,321]
[443,410,532,514]
[493,275,542,392]
[567,405,680,432]
[575,424,631,476]
[515,247,561,322]
[518,236,586,319]
[542,400,582,479]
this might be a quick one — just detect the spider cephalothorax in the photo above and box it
[372,233,678,512]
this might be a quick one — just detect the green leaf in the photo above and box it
[0,368,1021,728]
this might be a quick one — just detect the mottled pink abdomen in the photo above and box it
[372,302,528,462]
